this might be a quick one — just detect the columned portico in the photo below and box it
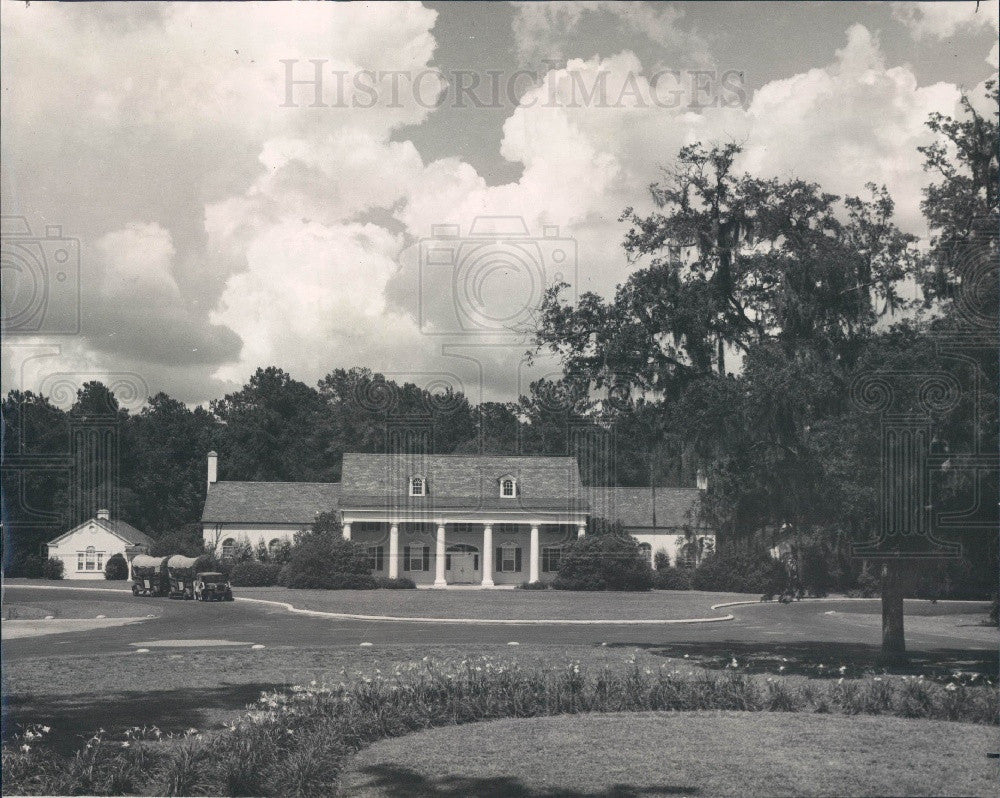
[434,524,447,587]
[342,522,352,541]
[481,524,495,587]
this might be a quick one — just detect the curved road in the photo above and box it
[3,585,994,661]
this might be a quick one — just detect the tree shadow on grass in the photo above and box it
[2,682,272,754]
[343,765,697,798]
[616,640,998,679]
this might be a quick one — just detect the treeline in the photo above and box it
[1,366,698,572]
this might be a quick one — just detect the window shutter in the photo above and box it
[515,547,522,572]
[404,545,411,571]
[422,545,430,571]
[496,547,503,573]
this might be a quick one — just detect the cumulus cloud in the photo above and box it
[891,1,999,40]
[0,4,981,407]
[511,1,709,66]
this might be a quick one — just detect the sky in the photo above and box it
[1,1,997,410]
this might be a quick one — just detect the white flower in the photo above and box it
[40,726,50,734]
[838,666,847,674]
[20,744,31,753]
[945,683,958,692]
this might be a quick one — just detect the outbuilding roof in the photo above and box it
[201,481,342,525]
[48,517,156,548]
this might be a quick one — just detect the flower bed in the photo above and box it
[4,657,996,796]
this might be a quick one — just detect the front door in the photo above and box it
[449,553,477,583]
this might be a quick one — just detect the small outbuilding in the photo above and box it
[47,510,155,580]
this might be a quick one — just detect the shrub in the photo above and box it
[194,553,231,580]
[653,566,693,591]
[374,576,416,589]
[517,580,550,590]
[691,551,786,594]
[42,557,64,580]
[653,549,671,570]
[278,567,376,590]
[849,567,881,598]
[150,524,204,558]
[276,533,373,590]
[230,561,282,587]
[103,553,129,580]
[553,533,653,591]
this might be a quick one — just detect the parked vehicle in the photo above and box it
[194,571,234,602]
[166,555,200,599]
[131,555,169,596]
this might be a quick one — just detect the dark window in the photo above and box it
[496,545,522,573]
[542,547,562,573]
[367,546,384,571]
[403,545,430,571]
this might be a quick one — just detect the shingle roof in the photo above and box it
[339,453,586,513]
[201,481,342,524]
[587,486,706,530]
[101,519,156,548]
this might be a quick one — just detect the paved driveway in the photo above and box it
[4,585,994,660]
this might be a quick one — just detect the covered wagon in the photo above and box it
[166,555,200,599]
[130,555,169,596]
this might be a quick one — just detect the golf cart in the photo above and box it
[131,555,169,596]
[194,571,234,602]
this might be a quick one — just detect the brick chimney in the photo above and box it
[207,450,218,490]
[96,508,110,521]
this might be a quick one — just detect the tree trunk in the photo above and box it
[880,561,906,661]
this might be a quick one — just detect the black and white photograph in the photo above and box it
[1,1,998,796]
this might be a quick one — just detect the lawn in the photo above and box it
[339,711,999,797]
[235,585,753,620]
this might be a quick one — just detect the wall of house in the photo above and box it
[630,531,716,568]
[202,524,306,555]
[350,526,575,585]
[48,523,128,580]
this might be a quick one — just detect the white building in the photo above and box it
[202,451,714,586]
[47,509,155,580]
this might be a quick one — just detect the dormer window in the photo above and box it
[409,475,426,497]
[500,477,516,498]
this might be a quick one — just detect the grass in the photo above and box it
[340,710,1000,797]
[3,598,162,620]
[235,586,754,619]
[4,655,997,796]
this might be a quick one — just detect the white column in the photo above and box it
[434,524,447,587]
[388,524,399,579]
[577,523,586,538]
[481,524,494,587]
[342,522,352,541]
[529,525,540,583]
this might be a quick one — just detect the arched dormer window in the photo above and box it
[499,476,517,498]
[409,475,426,497]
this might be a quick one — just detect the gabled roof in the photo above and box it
[201,481,342,524]
[586,486,706,530]
[339,453,586,513]
[48,517,156,548]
